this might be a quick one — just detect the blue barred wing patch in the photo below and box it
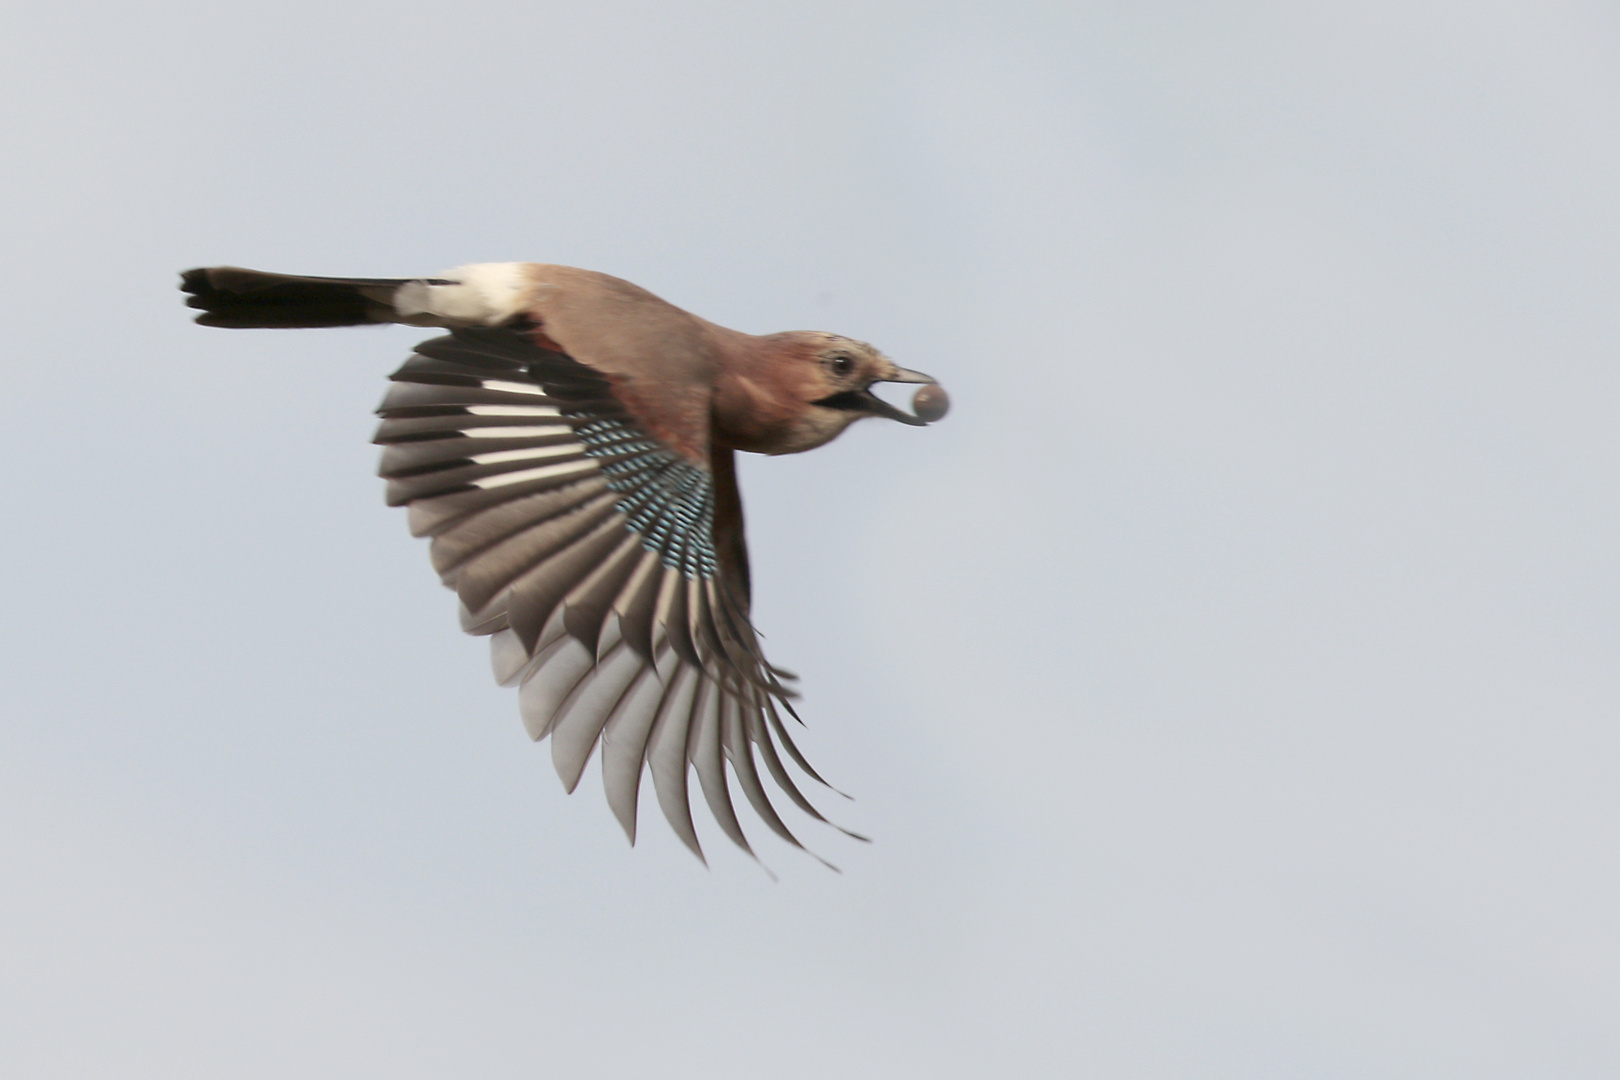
[572,414,718,579]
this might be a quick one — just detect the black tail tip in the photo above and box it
[178,266,400,329]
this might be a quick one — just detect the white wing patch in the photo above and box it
[468,445,584,466]
[471,459,599,490]
[466,405,562,417]
[462,425,572,438]
[476,379,549,396]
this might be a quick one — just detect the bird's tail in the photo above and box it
[180,267,454,329]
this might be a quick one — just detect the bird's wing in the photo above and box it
[376,327,857,866]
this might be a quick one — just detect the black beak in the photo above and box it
[812,365,945,427]
[812,387,930,426]
[881,365,936,385]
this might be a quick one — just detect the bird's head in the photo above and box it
[715,332,948,455]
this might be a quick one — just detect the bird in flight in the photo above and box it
[181,263,948,869]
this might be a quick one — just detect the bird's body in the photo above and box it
[181,262,946,868]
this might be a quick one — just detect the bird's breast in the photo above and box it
[709,374,834,455]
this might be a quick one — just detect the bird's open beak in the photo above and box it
[813,366,948,426]
[857,388,930,426]
[878,366,949,425]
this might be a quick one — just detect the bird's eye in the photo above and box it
[828,354,855,377]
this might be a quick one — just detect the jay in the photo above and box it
[180,263,948,868]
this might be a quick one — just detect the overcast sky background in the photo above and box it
[3,1,1619,1077]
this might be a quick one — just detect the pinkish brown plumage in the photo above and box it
[179,261,946,869]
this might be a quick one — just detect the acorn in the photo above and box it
[911,383,950,423]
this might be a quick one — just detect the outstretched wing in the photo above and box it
[375,327,856,866]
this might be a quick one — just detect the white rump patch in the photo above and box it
[392,263,532,326]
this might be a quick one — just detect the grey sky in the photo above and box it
[3,2,1618,1076]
